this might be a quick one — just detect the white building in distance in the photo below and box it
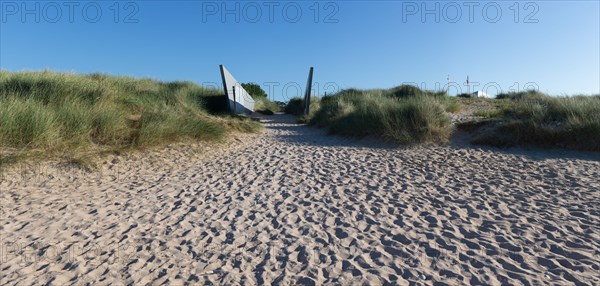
[472,91,490,98]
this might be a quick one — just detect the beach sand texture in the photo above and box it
[1,114,599,285]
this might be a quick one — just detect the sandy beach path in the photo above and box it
[1,114,599,285]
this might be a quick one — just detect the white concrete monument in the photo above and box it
[220,65,255,114]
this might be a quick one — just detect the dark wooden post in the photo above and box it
[232,85,237,113]
[304,67,314,116]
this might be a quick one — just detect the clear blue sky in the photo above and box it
[1,1,599,100]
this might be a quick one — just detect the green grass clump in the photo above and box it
[470,93,600,151]
[495,90,545,100]
[254,97,280,115]
[385,85,447,98]
[0,70,261,161]
[284,97,306,115]
[440,97,462,113]
[0,98,60,148]
[308,87,452,144]
[473,109,502,118]
[283,96,322,123]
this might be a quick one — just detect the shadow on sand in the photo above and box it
[258,114,600,162]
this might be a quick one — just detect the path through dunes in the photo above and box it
[1,114,599,285]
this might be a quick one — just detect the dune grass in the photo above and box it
[284,97,306,116]
[307,87,452,144]
[283,96,322,121]
[441,97,463,113]
[253,97,280,115]
[0,70,261,163]
[473,109,503,118]
[466,91,600,151]
[495,90,546,100]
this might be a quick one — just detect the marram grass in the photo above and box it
[307,87,452,144]
[0,70,260,162]
[481,94,600,151]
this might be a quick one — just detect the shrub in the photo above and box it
[284,97,305,115]
[274,101,287,110]
[241,83,267,99]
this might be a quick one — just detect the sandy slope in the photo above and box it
[1,114,599,285]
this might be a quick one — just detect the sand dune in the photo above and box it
[1,114,599,285]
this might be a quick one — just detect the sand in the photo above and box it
[1,114,599,285]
